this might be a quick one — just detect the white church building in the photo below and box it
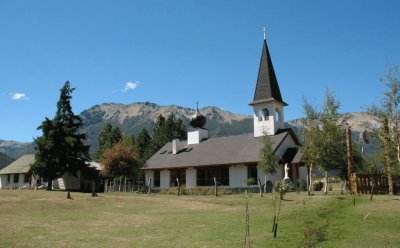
[143,35,306,190]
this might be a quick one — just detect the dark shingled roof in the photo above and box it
[144,130,299,170]
[249,39,287,106]
[0,154,34,175]
[281,147,303,164]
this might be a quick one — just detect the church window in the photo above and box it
[13,174,19,183]
[153,170,160,187]
[275,108,281,122]
[197,166,229,186]
[170,169,186,187]
[258,108,269,121]
[262,108,269,121]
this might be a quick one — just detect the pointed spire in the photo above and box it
[249,32,287,106]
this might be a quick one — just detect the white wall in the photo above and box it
[186,168,196,188]
[253,102,285,137]
[160,169,170,189]
[299,166,308,182]
[257,165,284,185]
[188,128,209,145]
[229,165,248,187]
[53,172,81,190]
[0,173,32,189]
[0,175,5,188]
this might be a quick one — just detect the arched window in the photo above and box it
[262,108,269,121]
[258,110,263,121]
[275,108,282,122]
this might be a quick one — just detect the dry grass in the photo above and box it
[0,190,399,247]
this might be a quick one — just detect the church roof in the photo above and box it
[249,39,287,106]
[0,154,34,175]
[143,130,300,170]
[281,147,303,164]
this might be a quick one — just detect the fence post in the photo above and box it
[176,178,180,196]
[214,177,218,197]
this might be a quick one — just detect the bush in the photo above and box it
[313,181,324,191]
[282,181,296,193]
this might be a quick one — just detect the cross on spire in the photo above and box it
[263,27,266,40]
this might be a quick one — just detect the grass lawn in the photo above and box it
[0,190,399,247]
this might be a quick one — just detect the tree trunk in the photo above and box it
[214,177,218,197]
[382,117,393,195]
[147,178,152,194]
[258,177,263,197]
[307,164,313,195]
[264,175,267,193]
[324,170,328,194]
[346,126,353,183]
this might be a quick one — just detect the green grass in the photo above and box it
[0,190,399,247]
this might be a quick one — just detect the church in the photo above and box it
[143,34,306,190]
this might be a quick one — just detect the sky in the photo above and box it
[1,1,399,142]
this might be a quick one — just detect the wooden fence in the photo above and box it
[350,173,389,195]
[104,178,146,193]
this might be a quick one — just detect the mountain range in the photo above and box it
[0,102,382,165]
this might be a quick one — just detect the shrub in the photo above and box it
[313,181,324,191]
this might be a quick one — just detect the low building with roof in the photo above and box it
[143,33,307,190]
[0,154,102,191]
[0,154,35,189]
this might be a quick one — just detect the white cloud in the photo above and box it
[11,92,28,100]
[123,81,138,92]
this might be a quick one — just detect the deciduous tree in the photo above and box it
[367,65,400,195]
[258,133,280,195]
[100,142,140,179]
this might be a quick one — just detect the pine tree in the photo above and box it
[136,128,152,164]
[94,123,122,160]
[32,81,90,190]
[147,114,187,158]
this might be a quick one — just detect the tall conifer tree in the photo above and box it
[32,81,90,190]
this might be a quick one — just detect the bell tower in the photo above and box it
[249,29,287,137]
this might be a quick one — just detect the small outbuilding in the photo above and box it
[0,154,35,189]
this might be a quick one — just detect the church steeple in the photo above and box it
[249,33,287,106]
[250,30,286,137]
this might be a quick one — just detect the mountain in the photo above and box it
[0,102,383,159]
[287,112,382,157]
[0,151,15,170]
[0,139,35,160]
[80,102,253,153]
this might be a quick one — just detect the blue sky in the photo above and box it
[1,1,399,142]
